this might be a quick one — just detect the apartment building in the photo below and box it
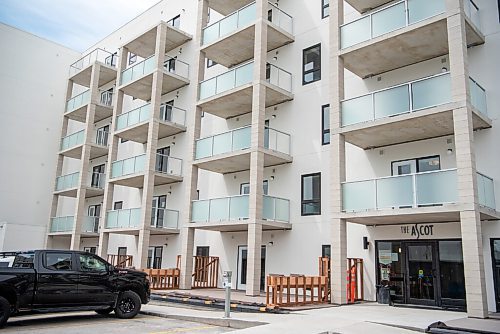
[45,0,500,317]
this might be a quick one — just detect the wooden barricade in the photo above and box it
[192,256,219,288]
[141,268,180,290]
[319,257,331,302]
[347,258,364,303]
[108,254,133,268]
[266,274,329,307]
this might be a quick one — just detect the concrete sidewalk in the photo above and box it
[142,302,500,333]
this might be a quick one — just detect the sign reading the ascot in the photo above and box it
[401,224,434,239]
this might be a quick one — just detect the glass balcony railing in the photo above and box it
[191,195,290,223]
[121,55,156,86]
[199,62,292,100]
[469,77,488,117]
[116,104,152,131]
[263,195,290,222]
[192,195,249,222]
[195,126,291,159]
[151,208,179,229]
[202,2,293,46]
[163,56,190,79]
[66,90,90,113]
[61,130,85,151]
[111,154,146,178]
[341,72,451,127]
[464,0,481,30]
[50,216,74,233]
[340,0,445,49]
[88,172,106,189]
[82,216,100,233]
[55,172,80,191]
[342,169,458,212]
[155,154,183,176]
[106,208,141,229]
[69,48,117,76]
[477,172,496,210]
[160,103,186,126]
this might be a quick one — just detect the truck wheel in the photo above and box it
[0,296,11,328]
[114,291,141,319]
[95,307,113,315]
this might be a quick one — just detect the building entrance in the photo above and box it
[376,239,465,310]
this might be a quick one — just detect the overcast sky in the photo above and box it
[0,0,160,51]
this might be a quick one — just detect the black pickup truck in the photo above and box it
[0,250,150,327]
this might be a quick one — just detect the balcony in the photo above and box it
[340,73,491,149]
[342,169,499,225]
[119,55,190,101]
[123,21,191,59]
[109,153,183,188]
[115,103,186,143]
[198,62,293,118]
[64,89,114,123]
[194,126,292,173]
[59,128,110,159]
[54,172,79,197]
[340,0,484,78]
[150,208,180,234]
[49,216,74,234]
[202,2,294,67]
[69,48,117,88]
[82,216,100,235]
[105,208,141,232]
[191,195,291,231]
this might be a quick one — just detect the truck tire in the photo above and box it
[95,307,113,315]
[114,291,141,319]
[0,296,11,328]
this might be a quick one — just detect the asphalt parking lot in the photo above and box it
[3,312,233,334]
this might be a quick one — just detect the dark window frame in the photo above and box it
[168,14,181,28]
[207,58,217,68]
[322,104,330,145]
[321,245,331,258]
[301,172,322,216]
[113,201,123,210]
[322,0,330,18]
[391,155,441,176]
[43,252,73,271]
[128,53,137,65]
[302,44,322,85]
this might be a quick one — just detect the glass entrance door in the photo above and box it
[492,239,500,312]
[406,242,438,306]
[237,245,266,291]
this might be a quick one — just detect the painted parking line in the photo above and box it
[149,325,218,334]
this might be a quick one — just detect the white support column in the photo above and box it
[246,0,267,297]
[446,0,488,318]
[330,0,347,305]
[179,0,208,290]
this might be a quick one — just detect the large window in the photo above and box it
[301,173,321,215]
[322,104,330,145]
[322,0,330,18]
[44,252,72,271]
[303,44,321,85]
[79,254,107,272]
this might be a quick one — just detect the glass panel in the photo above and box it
[122,158,135,175]
[203,24,219,45]
[130,208,141,227]
[192,201,209,222]
[106,211,118,228]
[377,241,404,300]
[412,74,451,110]
[374,85,410,118]
[229,196,249,220]
[117,210,130,228]
[342,180,376,211]
[416,170,457,205]
[376,175,413,209]
[219,13,238,37]
[408,244,435,300]
[372,2,406,38]
[439,241,465,300]
[238,3,257,27]
[262,196,274,220]
[340,16,371,49]
[408,0,445,24]
[195,137,213,159]
[209,198,229,221]
[213,132,232,156]
[233,127,251,151]
[235,63,254,86]
[216,70,236,94]
[199,78,216,100]
[163,210,179,229]
[418,156,440,173]
[341,95,373,126]
[275,198,290,222]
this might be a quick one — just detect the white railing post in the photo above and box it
[412,174,418,208]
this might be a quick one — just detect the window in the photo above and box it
[391,156,440,176]
[322,245,331,258]
[322,104,330,145]
[196,246,209,257]
[128,53,137,65]
[79,254,107,272]
[147,246,163,269]
[303,44,321,85]
[301,173,321,215]
[207,59,217,68]
[240,181,269,195]
[322,0,330,18]
[168,14,181,28]
[83,247,97,254]
[45,252,72,271]
[113,201,123,210]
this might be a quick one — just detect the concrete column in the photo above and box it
[135,23,168,269]
[330,0,347,305]
[179,0,208,290]
[98,46,128,258]
[245,0,268,296]
[71,63,100,250]
[447,0,488,318]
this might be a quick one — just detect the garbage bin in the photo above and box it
[376,285,391,304]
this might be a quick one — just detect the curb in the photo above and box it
[140,310,267,329]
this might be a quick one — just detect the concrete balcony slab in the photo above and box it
[120,70,189,101]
